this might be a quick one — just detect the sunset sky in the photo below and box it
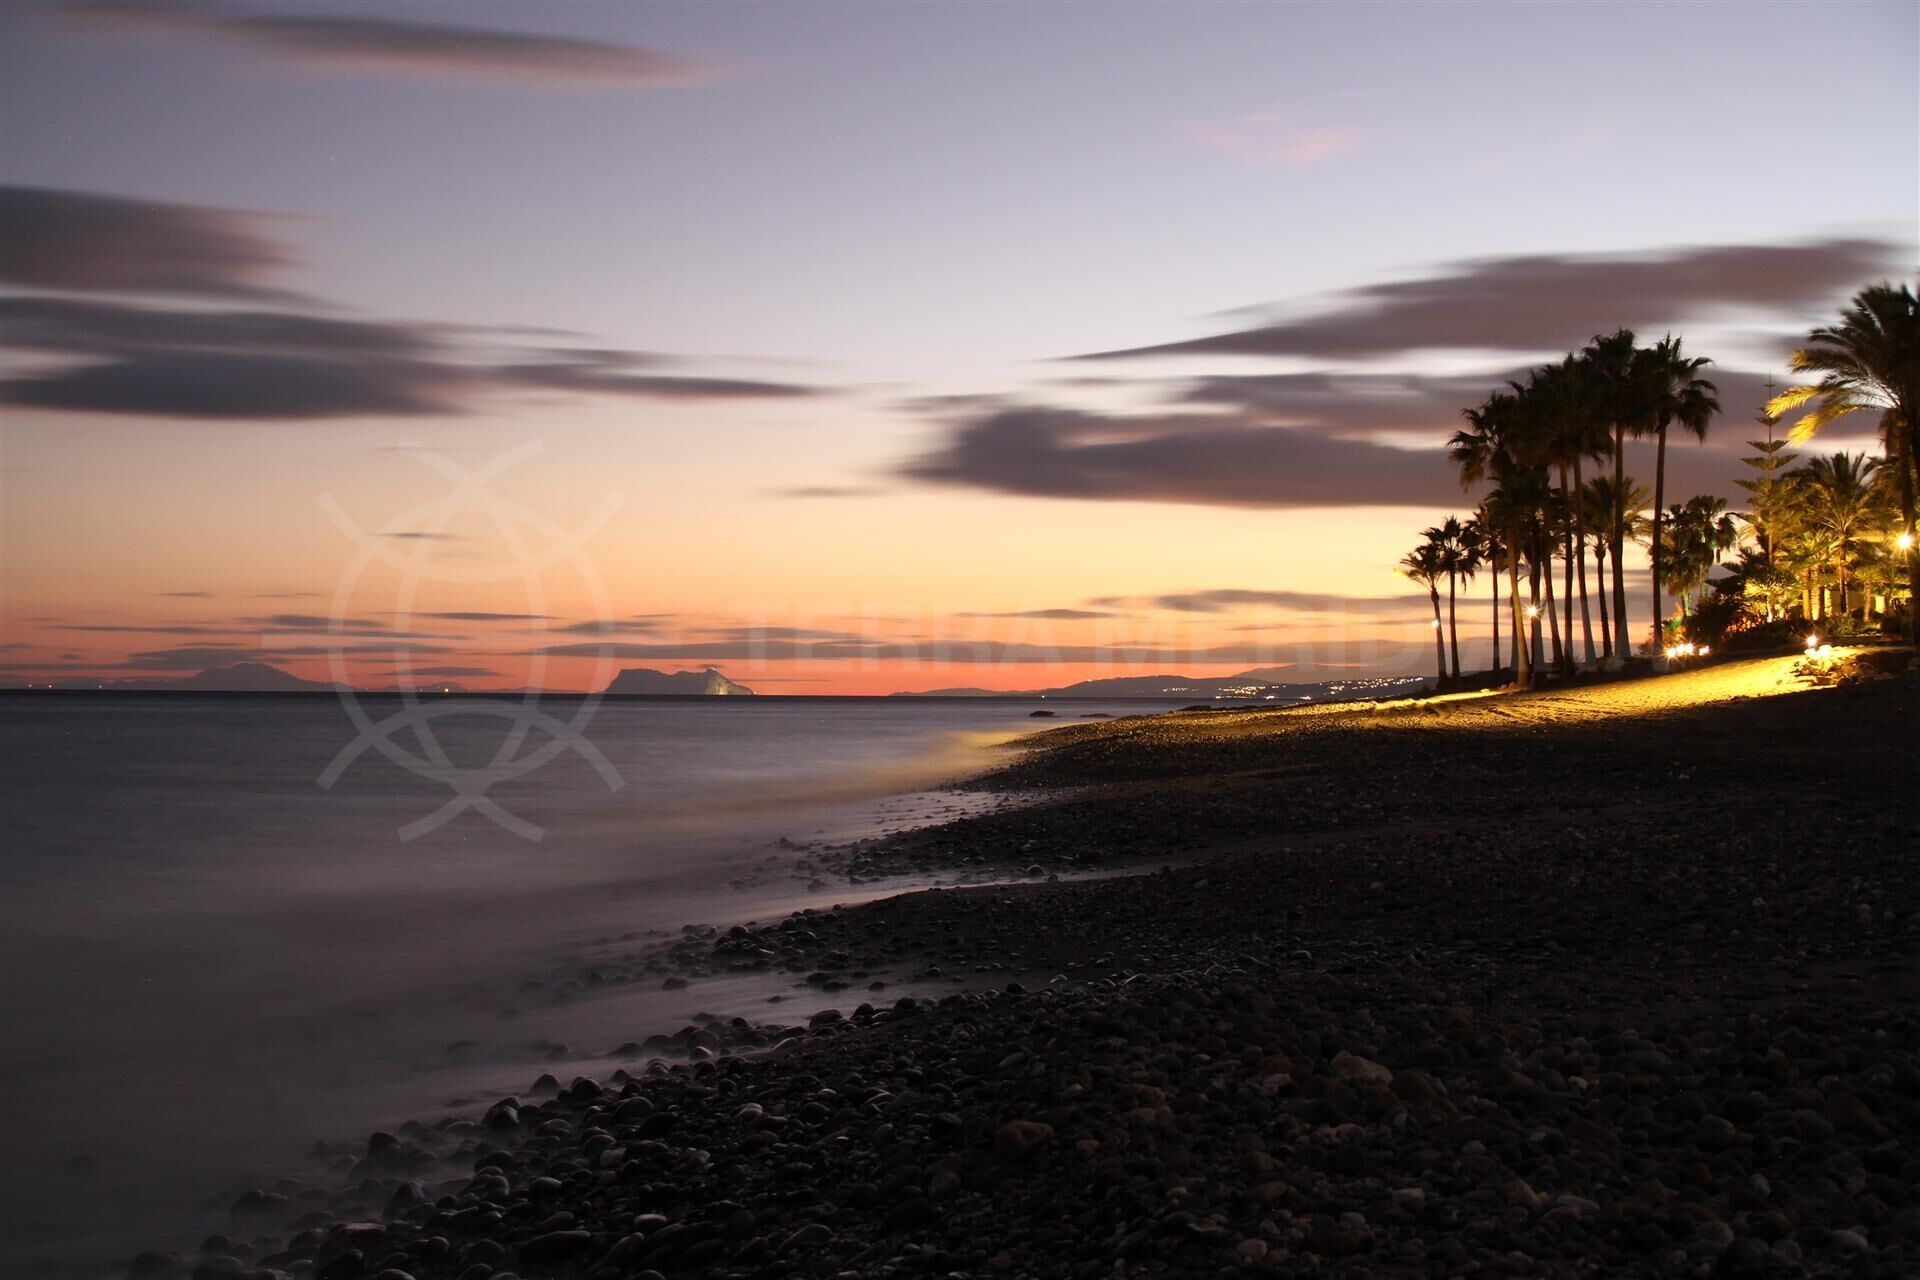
[1,0,1914,694]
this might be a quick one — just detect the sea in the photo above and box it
[0,692,1193,1273]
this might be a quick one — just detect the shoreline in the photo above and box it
[92,655,1920,1277]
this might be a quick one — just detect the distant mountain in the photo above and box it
[35,662,345,692]
[179,662,338,692]
[604,666,755,696]
[892,667,1429,703]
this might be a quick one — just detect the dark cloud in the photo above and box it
[552,614,674,636]
[957,608,1122,620]
[379,531,463,542]
[0,185,294,299]
[64,4,714,87]
[1179,364,1797,442]
[496,358,819,400]
[1076,239,1897,362]
[158,590,214,598]
[1090,589,1430,614]
[0,287,826,420]
[774,485,884,499]
[60,622,220,634]
[537,636,1424,668]
[0,295,429,357]
[900,405,1449,509]
[0,350,465,419]
[122,644,258,671]
[412,612,557,623]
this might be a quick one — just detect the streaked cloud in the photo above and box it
[1090,589,1431,614]
[0,223,827,419]
[1074,238,1898,362]
[899,404,1447,509]
[63,3,716,88]
[0,185,295,300]
[957,608,1121,620]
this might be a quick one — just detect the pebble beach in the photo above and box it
[112,652,1920,1280]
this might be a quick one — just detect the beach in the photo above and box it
[73,654,1920,1277]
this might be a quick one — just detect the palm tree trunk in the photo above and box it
[1572,458,1595,666]
[1558,463,1574,672]
[1594,543,1612,658]
[1650,423,1668,646]
[1446,569,1460,679]
[1611,423,1630,657]
[1527,547,1545,680]
[1429,589,1445,683]
[1508,547,1528,687]
[1490,565,1500,673]
[1541,528,1563,670]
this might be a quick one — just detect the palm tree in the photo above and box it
[1793,452,1888,620]
[1451,392,1537,684]
[1424,516,1473,679]
[1581,475,1649,658]
[1640,335,1720,647]
[1768,282,1920,653]
[1464,513,1503,672]
[1480,471,1543,686]
[1529,355,1609,668]
[1400,540,1448,684]
[1584,328,1645,660]
[1660,496,1738,621]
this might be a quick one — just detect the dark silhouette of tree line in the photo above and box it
[1401,283,1917,687]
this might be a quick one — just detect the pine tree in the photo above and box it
[1732,380,1798,620]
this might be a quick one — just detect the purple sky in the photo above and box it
[1,0,1914,690]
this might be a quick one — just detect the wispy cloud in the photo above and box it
[1186,108,1362,169]
[62,3,717,89]
[0,204,830,420]
[900,404,1446,509]
[1075,238,1897,362]
[0,185,295,300]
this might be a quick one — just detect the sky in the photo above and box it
[1,0,1914,694]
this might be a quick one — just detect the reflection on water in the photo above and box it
[0,694,1164,1272]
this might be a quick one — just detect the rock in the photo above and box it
[518,1231,592,1264]
[994,1119,1055,1158]
[1330,1051,1392,1087]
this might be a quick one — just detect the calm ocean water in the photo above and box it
[0,693,1175,1273]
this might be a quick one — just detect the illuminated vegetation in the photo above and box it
[1410,282,1916,687]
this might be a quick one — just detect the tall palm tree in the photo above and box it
[1424,516,1473,679]
[1528,355,1609,667]
[1400,540,1448,684]
[1464,513,1503,672]
[1794,452,1888,619]
[1480,471,1543,686]
[1583,329,1645,661]
[1451,392,1536,684]
[1641,335,1720,644]
[1581,475,1650,659]
[1768,282,1920,653]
